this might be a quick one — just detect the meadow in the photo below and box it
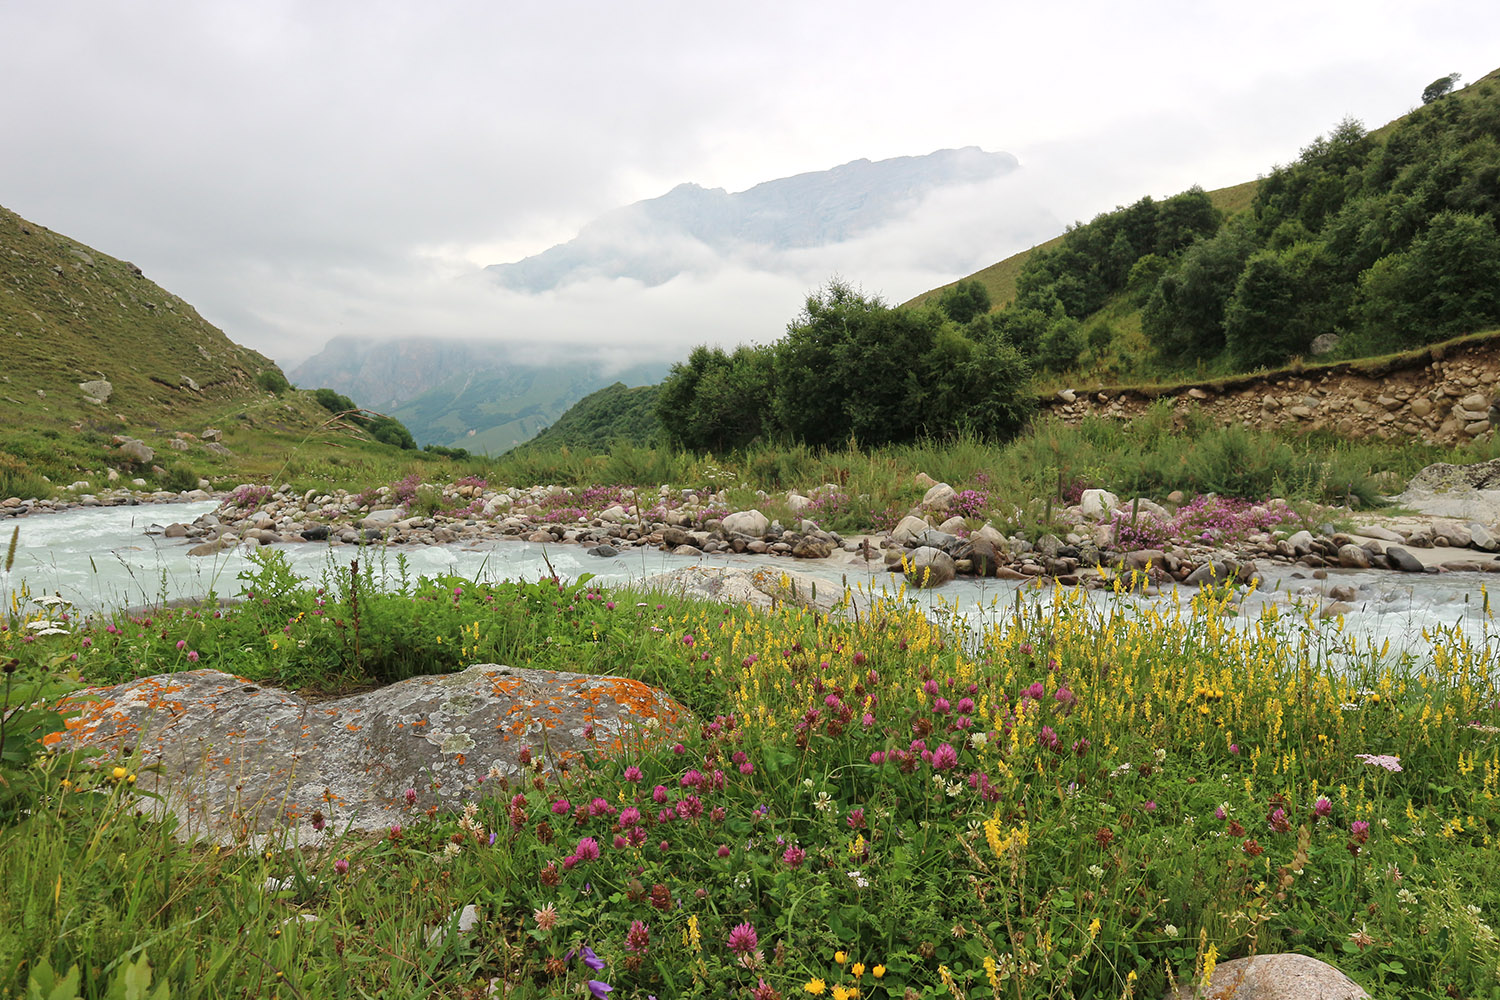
[2,548,1498,999]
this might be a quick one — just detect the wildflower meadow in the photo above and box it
[1,551,1498,999]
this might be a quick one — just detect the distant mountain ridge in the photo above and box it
[291,336,666,454]
[486,146,1019,291]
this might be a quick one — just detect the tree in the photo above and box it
[936,280,992,324]
[773,279,886,447]
[1423,73,1461,104]
[1355,210,1500,349]
[1142,223,1256,364]
[656,345,774,453]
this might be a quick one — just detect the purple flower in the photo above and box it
[1314,796,1333,818]
[726,920,758,955]
[929,743,959,770]
[566,946,606,972]
[623,765,643,783]
[334,858,349,875]
[782,845,806,867]
[587,982,613,999]
[404,787,418,806]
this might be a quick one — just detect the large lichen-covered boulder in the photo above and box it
[47,665,689,843]
[1167,953,1367,1000]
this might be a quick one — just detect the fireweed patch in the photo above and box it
[1,573,1498,998]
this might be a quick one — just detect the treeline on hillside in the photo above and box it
[656,280,1035,453]
[1006,73,1500,373]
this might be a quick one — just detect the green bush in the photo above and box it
[254,369,290,395]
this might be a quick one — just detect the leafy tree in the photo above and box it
[314,388,358,414]
[1142,223,1256,363]
[367,415,416,450]
[935,279,992,324]
[1354,210,1500,349]
[1423,73,1461,104]
[773,280,885,447]
[1036,315,1084,373]
[1154,187,1222,256]
[919,328,1036,438]
[656,346,773,453]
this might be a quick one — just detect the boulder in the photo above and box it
[49,665,689,843]
[791,537,833,559]
[903,546,956,588]
[661,525,693,547]
[721,509,770,537]
[1337,544,1372,569]
[200,427,222,442]
[891,514,931,545]
[587,544,619,558]
[361,508,402,529]
[1078,489,1119,521]
[1168,952,1367,1000]
[78,379,112,402]
[1469,522,1500,552]
[1385,546,1424,573]
[955,538,1002,577]
[115,438,154,465]
[921,482,957,511]
[914,528,959,552]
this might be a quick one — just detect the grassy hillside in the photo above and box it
[507,380,662,454]
[0,204,467,497]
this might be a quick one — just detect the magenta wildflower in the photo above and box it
[782,845,806,867]
[726,921,758,955]
[1314,796,1333,818]
[625,919,651,953]
[575,836,602,861]
[334,858,349,875]
[1350,820,1371,843]
[623,765,643,783]
[930,743,959,770]
[404,788,418,806]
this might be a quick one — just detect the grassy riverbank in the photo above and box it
[2,556,1498,999]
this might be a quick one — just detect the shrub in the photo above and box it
[255,370,291,395]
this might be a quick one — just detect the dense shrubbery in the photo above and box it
[657,280,1035,453]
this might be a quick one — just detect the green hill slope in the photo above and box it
[906,68,1500,388]
[507,381,662,455]
[0,204,430,495]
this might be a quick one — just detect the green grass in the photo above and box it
[2,549,1498,998]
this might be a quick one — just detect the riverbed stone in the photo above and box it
[721,509,770,537]
[1167,952,1367,1000]
[1385,546,1425,572]
[903,546,956,587]
[48,665,689,844]
[891,514,931,545]
[1338,544,1372,569]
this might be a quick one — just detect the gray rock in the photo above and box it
[1035,533,1064,559]
[891,514,931,545]
[1168,952,1367,1000]
[587,544,619,558]
[721,509,770,537]
[361,508,402,529]
[791,537,833,559]
[115,438,154,465]
[1469,522,1499,551]
[1284,529,1315,555]
[955,538,1002,576]
[914,528,959,551]
[1337,544,1372,569]
[50,665,690,842]
[1185,560,1237,585]
[1078,489,1119,520]
[78,379,112,402]
[1310,332,1341,355]
[200,427,222,442]
[903,546,956,588]
[1352,524,1403,542]
[661,526,693,547]
[921,482,956,510]
[1385,546,1424,572]
[300,525,331,541]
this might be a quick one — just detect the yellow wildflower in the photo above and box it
[803,979,826,995]
[834,950,847,965]
[872,965,885,979]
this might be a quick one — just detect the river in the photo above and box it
[2,501,1496,663]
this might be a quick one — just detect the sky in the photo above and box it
[2,1,1498,370]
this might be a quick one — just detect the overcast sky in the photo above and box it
[2,2,1498,369]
